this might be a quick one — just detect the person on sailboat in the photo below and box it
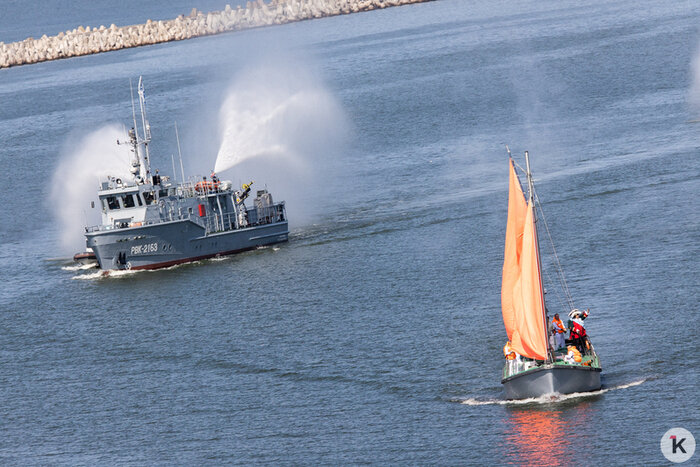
[567,309,590,353]
[503,341,521,372]
[550,313,567,350]
[564,345,582,364]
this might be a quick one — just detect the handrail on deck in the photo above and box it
[86,202,286,234]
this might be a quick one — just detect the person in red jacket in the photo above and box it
[567,309,590,353]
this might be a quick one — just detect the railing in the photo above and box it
[502,345,600,379]
[201,204,286,235]
[86,203,286,235]
[503,359,541,380]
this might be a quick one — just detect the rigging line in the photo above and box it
[536,194,574,311]
[514,155,572,312]
[532,185,575,311]
[542,260,569,314]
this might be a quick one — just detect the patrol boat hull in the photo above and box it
[87,218,288,270]
[501,365,601,400]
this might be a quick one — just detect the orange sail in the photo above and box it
[501,159,527,340]
[501,160,548,360]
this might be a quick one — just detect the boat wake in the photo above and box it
[71,268,141,280]
[68,254,240,279]
[458,378,647,406]
[61,263,98,271]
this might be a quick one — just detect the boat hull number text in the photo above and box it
[130,243,158,255]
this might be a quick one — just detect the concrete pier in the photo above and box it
[0,0,433,69]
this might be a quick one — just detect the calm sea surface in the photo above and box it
[1,0,699,464]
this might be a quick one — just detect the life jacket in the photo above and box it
[503,342,516,360]
[570,319,586,339]
[552,317,566,334]
[567,346,582,363]
[195,180,220,193]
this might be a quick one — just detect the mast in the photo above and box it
[129,79,145,182]
[137,76,152,182]
[175,121,186,183]
[524,151,553,362]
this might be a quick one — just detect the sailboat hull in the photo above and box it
[501,365,602,400]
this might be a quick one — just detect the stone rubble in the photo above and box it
[0,0,433,69]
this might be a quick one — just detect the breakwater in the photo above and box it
[0,0,433,69]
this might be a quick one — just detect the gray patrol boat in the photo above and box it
[78,78,288,271]
[499,150,601,399]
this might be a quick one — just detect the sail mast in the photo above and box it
[524,151,553,362]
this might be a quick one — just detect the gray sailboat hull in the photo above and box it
[501,364,602,400]
[86,218,288,270]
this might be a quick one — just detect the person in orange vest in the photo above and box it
[503,341,521,373]
[550,313,567,350]
[564,345,582,364]
[503,341,516,360]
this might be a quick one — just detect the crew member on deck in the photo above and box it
[564,345,582,364]
[503,341,521,373]
[550,313,567,350]
[211,171,219,184]
[567,309,590,353]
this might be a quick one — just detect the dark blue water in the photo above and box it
[1,0,699,464]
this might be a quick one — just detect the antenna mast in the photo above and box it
[175,121,186,183]
[127,79,146,182]
[137,76,152,182]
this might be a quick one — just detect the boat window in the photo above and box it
[136,194,143,206]
[143,191,155,205]
[121,194,136,208]
[106,196,120,210]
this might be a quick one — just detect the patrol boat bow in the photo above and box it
[79,78,288,271]
[499,150,602,399]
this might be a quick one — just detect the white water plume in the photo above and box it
[212,60,350,224]
[51,124,132,254]
[690,40,700,111]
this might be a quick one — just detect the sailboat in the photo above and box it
[500,150,602,399]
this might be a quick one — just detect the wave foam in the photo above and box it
[61,263,98,271]
[71,269,141,280]
[459,379,646,406]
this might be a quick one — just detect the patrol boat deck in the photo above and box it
[79,78,288,271]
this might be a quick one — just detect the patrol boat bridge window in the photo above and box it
[143,192,156,205]
[121,194,136,208]
[105,196,120,210]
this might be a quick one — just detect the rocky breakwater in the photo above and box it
[0,0,433,69]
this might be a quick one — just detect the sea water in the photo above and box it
[0,0,698,464]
